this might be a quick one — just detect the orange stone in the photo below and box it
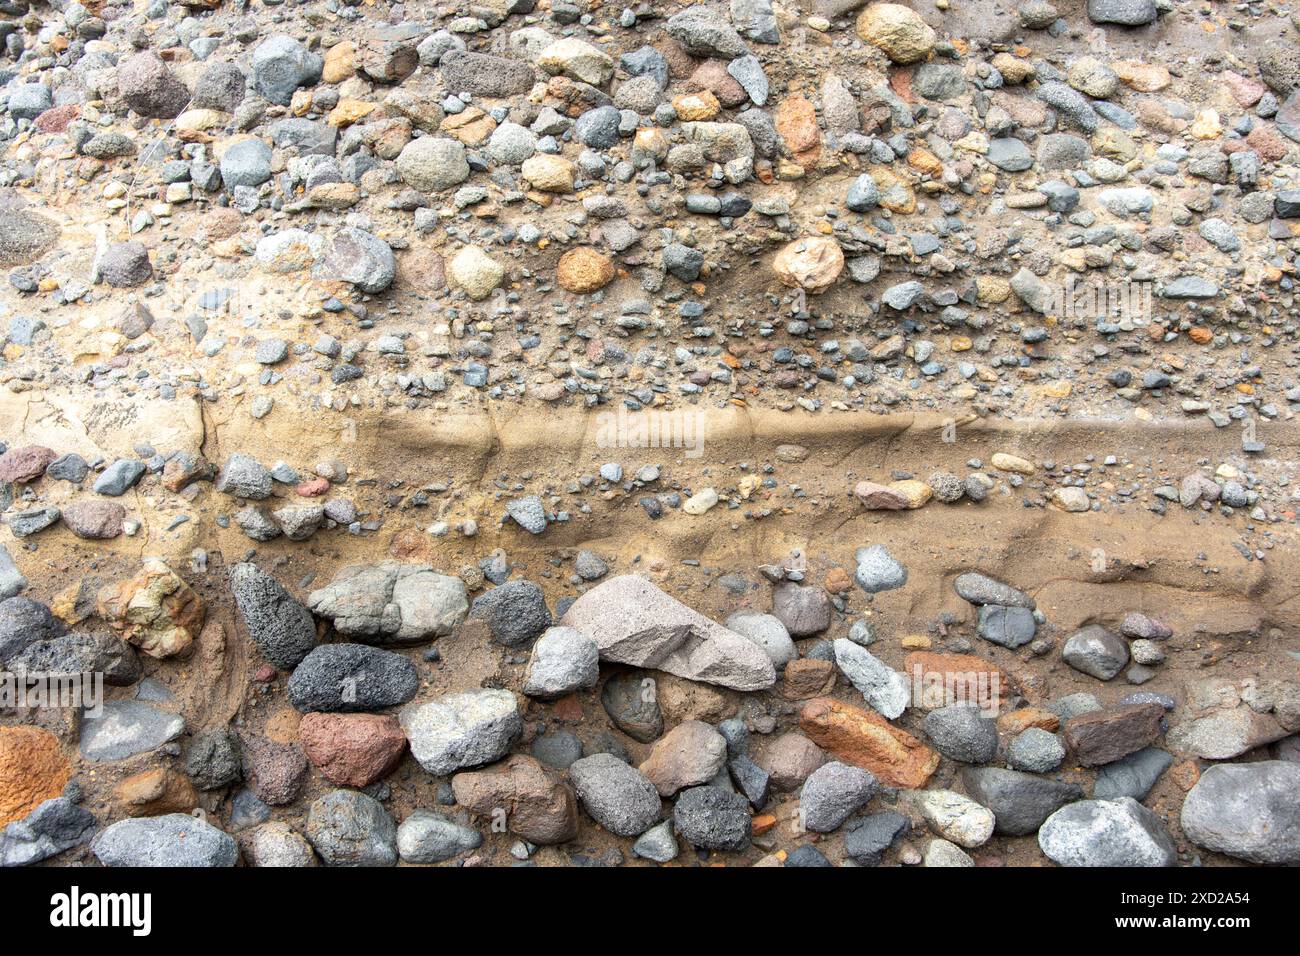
[752,813,778,835]
[0,727,71,827]
[798,697,939,789]
[823,567,852,594]
[1188,327,1212,344]
[774,95,821,168]
[997,707,1060,735]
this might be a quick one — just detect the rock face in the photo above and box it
[452,754,579,845]
[560,575,775,691]
[799,697,939,789]
[92,814,238,867]
[568,753,662,836]
[96,561,205,659]
[230,563,317,669]
[299,713,408,788]
[287,643,419,712]
[0,727,72,827]
[1038,798,1177,867]
[399,689,522,775]
[1180,761,1300,864]
[307,563,469,645]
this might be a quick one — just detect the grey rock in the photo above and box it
[324,228,395,294]
[632,819,679,862]
[673,784,751,850]
[80,700,184,762]
[99,242,152,287]
[833,639,908,719]
[216,453,273,499]
[0,545,27,600]
[1087,0,1157,25]
[569,753,662,836]
[523,626,599,698]
[1062,625,1128,680]
[799,761,877,832]
[962,766,1083,836]
[220,138,272,189]
[977,604,1037,648]
[506,495,548,533]
[1093,746,1173,800]
[1180,761,1300,864]
[724,611,796,666]
[923,705,998,764]
[439,50,535,97]
[396,809,482,863]
[8,632,139,686]
[665,5,749,59]
[1038,798,1176,866]
[600,672,663,743]
[560,575,775,691]
[0,797,97,867]
[400,689,522,775]
[252,35,323,106]
[1007,728,1065,773]
[469,579,552,647]
[287,643,419,712]
[853,544,907,593]
[185,729,243,791]
[117,52,190,118]
[306,790,397,866]
[93,814,237,866]
[230,563,316,669]
[0,596,65,663]
[844,810,909,865]
[307,562,469,645]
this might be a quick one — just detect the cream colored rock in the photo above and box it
[536,38,614,87]
[773,236,844,294]
[991,452,1035,474]
[856,4,937,64]
[521,154,575,193]
[447,246,505,301]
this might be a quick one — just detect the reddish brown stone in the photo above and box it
[775,95,822,168]
[686,60,747,108]
[298,713,407,788]
[1246,124,1288,162]
[62,500,125,540]
[1062,703,1164,767]
[854,480,910,510]
[240,734,308,805]
[0,445,57,483]
[452,754,579,845]
[296,477,330,497]
[35,104,80,133]
[0,726,71,827]
[799,697,939,789]
[780,659,837,700]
